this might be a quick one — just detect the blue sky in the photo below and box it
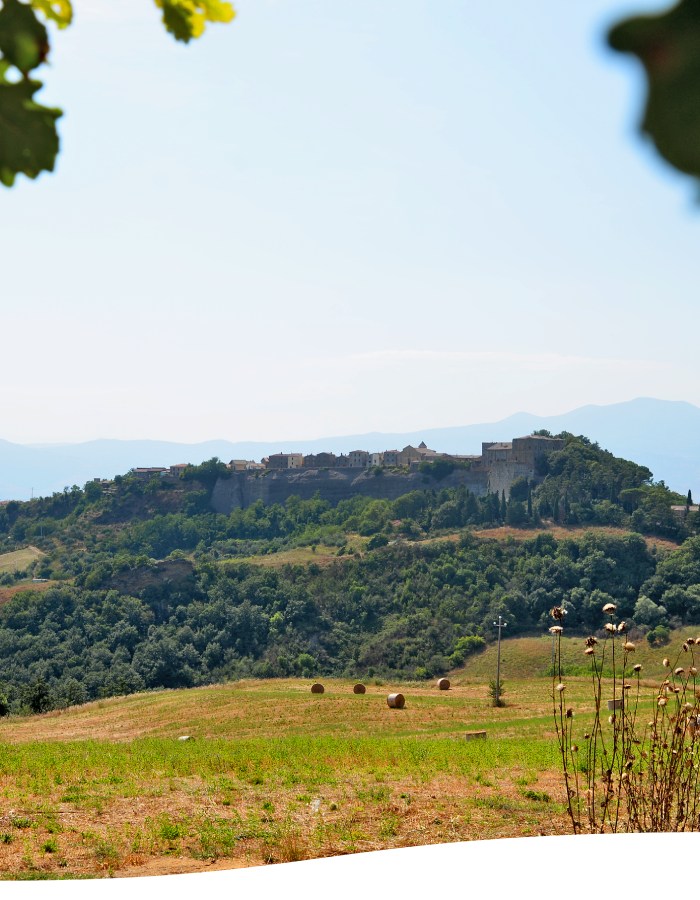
[2,0,698,444]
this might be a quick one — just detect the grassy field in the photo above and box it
[0,629,694,880]
[0,677,571,879]
[0,547,44,575]
[231,535,368,569]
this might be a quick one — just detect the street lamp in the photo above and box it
[493,614,507,707]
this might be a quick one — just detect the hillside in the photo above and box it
[0,431,698,715]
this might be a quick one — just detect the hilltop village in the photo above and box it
[127,435,563,493]
[205,434,566,513]
[73,435,567,515]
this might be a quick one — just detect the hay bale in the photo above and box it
[607,698,623,711]
[177,735,193,742]
[437,678,450,691]
[464,730,487,741]
[387,693,405,709]
[310,683,325,694]
[353,683,366,694]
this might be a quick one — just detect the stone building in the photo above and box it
[267,453,304,470]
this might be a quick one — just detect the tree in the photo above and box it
[0,0,235,186]
[22,675,52,713]
[609,0,700,185]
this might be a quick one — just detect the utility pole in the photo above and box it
[493,614,507,707]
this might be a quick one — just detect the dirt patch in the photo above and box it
[116,856,251,878]
[0,579,58,605]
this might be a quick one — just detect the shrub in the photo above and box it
[488,678,505,707]
[646,624,671,646]
[449,635,486,667]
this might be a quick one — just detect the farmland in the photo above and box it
[0,672,569,879]
[0,628,693,880]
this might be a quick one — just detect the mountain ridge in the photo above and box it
[1,397,697,500]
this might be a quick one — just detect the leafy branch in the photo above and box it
[0,0,235,187]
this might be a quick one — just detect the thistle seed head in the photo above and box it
[617,622,627,633]
[550,606,567,621]
[604,623,616,634]
[624,641,636,652]
[585,636,598,647]
[584,647,595,655]
[663,658,671,668]
[556,683,565,693]
[549,625,563,635]
[602,603,617,614]
[633,664,642,672]
[675,667,685,676]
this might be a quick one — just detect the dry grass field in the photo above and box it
[471,524,681,552]
[0,677,570,879]
[0,547,44,575]
[0,629,692,880]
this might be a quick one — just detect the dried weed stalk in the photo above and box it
[550,603,700,833]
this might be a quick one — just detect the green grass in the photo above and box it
[0,734,559,789]
[0,546,44,575]
[458,626,700,680]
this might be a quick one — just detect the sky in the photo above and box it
[2,0,699,445]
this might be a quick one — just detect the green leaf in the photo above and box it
[608,0,700,180]
[30,0,72,29]
[198,0,235,24]
[0,0,48,74]
[0,77,61,186]
[153,0,235,44]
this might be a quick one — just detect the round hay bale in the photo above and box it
[437,678,450,691]
[353,683,366,695]
[386,693,405,709]
[310,683,325,694]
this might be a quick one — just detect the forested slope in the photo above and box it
[0,434,698,715]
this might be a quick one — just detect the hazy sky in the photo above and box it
[2,0,698,444]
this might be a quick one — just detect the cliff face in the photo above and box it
[211,467,490,513]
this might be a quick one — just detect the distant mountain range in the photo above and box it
[1,397,697,501]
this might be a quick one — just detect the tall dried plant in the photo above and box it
[550,603,700,833]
